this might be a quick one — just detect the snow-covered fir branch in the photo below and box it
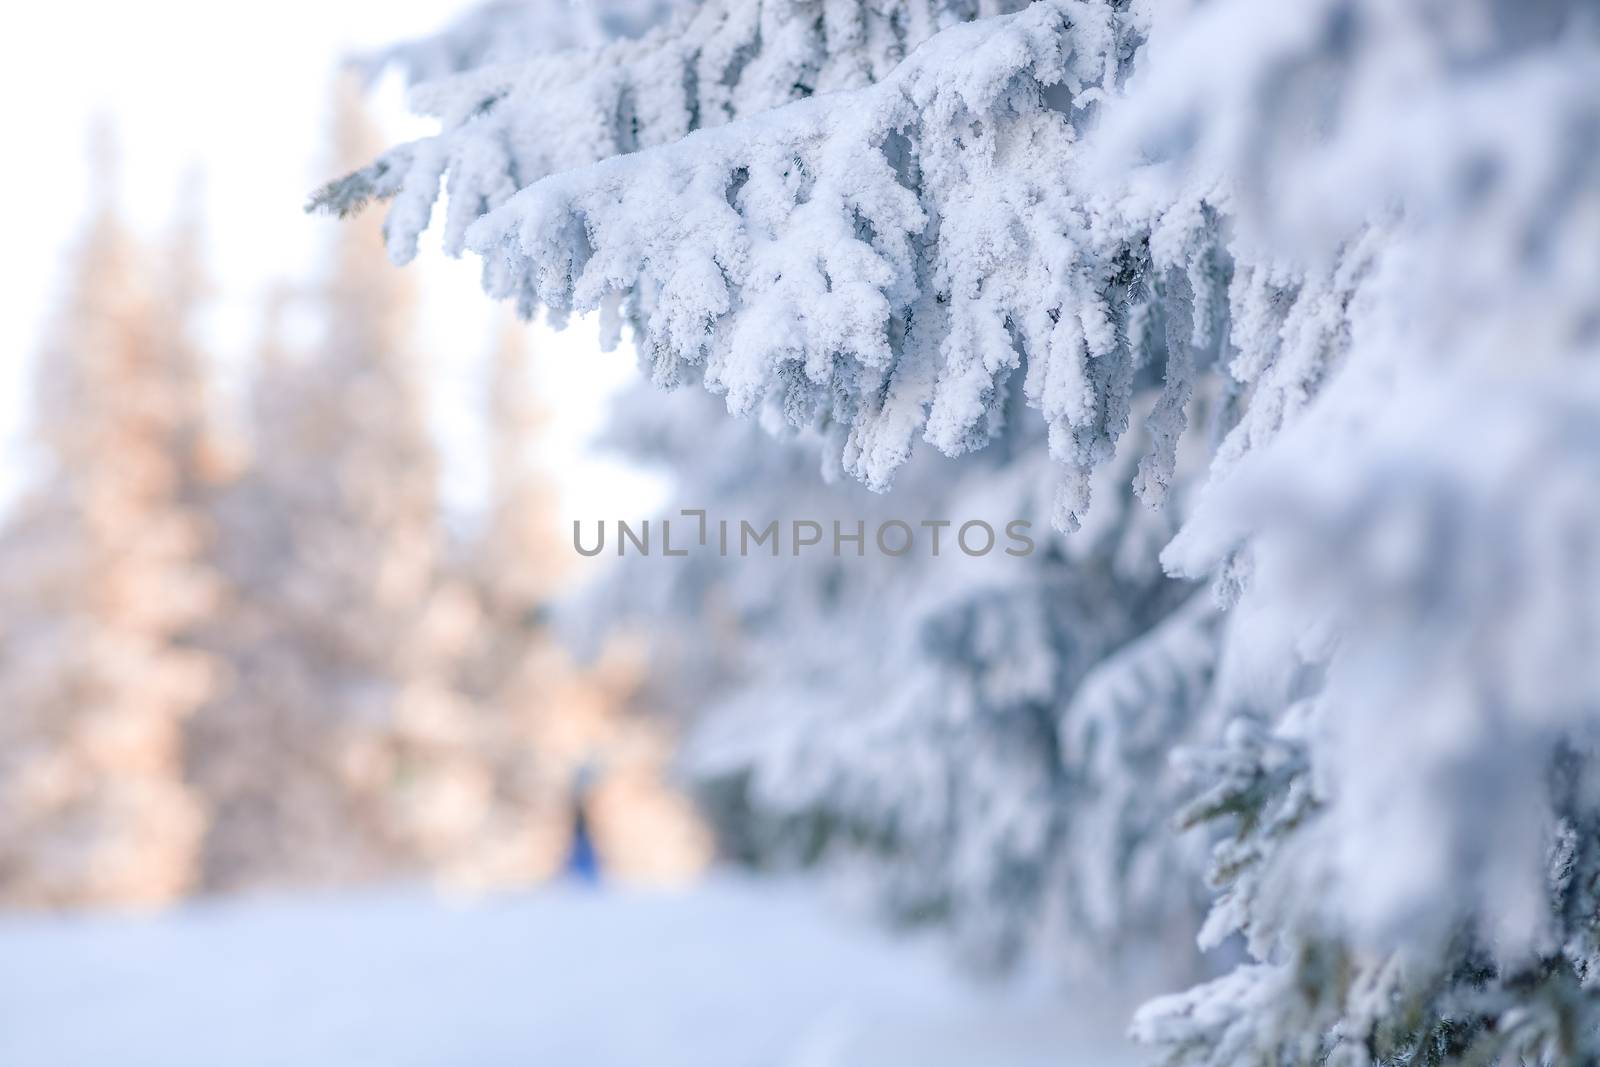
[323,0,1600,1061]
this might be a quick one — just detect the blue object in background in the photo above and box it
[566,803,599,884]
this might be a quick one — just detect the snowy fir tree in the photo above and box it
[574,375,1214,969]
[319,0,1600,1060]
[187,86,461,889]
[0,138,220,908]
[191,82,707,892]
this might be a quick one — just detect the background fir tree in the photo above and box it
[0,134,219,908]
[583,377,1214,969]
[191,83,707,892]
[186,84,463,889]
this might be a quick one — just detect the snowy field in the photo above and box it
[0,877,1140,1067]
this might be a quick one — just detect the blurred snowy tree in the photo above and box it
[580,378,1214,968]
[194,84,707,891]
[320,0,1600,1057]
[1112,3,1600,1064]
[0,138,221,908]
[187,84,464,888]
[448,320,711,886]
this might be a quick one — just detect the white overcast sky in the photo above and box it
[0,0,662,536]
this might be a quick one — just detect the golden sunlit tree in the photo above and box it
[194,82,707,891]
[0,136,219,908]
[185,84,705,894]
[185,84,466,890]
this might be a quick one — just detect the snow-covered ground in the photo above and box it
[0,876,1141,1066]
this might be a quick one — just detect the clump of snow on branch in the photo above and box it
[460,1,1217,529]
